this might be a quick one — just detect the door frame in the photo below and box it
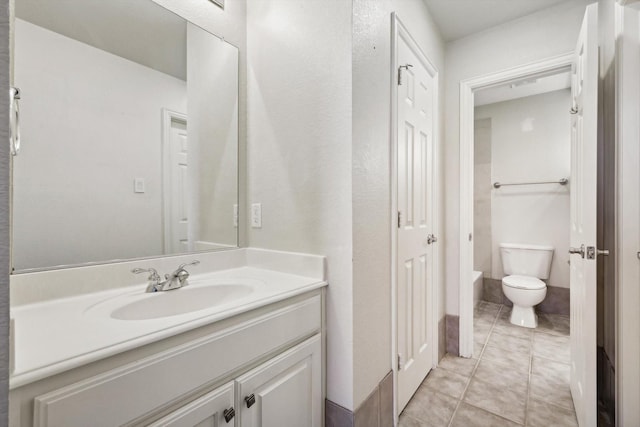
[161,108,188,254]
[390,12,440,421]
[457,52,574,357]
[615,0,640,423]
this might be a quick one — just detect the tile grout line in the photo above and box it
[446,303,502,427]
[523,321,535,426]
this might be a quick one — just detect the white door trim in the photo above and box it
[390,12,440,423]
[457,52,574,357]
[615,2,640,423]
[161,108,188,254]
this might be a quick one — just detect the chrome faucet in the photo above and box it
[132,260,200,293]
[162,260,200,291]
[131,267,163,293]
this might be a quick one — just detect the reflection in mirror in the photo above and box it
[12,0,239,272]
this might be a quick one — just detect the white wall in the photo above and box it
[12,19,187,269]
[475,90,571,288]
[245,0,354,410]
[444,0,588,315]
[352,0,445,409]
[246,0,445,411]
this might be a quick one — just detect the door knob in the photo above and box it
[568,244,585,258]
[427,234,438,245]
[586,246,609,259]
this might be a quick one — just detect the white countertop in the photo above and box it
[10,265,326,389]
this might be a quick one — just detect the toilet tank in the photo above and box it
[499,243,554,279]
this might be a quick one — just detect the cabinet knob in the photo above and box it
[245,393,256,408]
[223,407,235,423]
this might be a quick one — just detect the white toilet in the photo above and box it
[499,243,554,328]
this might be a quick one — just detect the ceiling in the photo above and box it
[16,0,187,80]
[423,0,583,42]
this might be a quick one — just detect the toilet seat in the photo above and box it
[502,275,545,290]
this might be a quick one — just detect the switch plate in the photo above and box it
[233,204,238,228]
[251,203,262,228]
[134,178,145,193]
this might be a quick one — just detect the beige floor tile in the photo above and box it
[464,377,527,424]
[531,356,570,384]
[533,332,570,363]
[450,402,520,427]
[473,341,484,358]
[475,303,501,320]
[401,389,457,427]
[492,321,534,340]
[474,314,495,328]
[481,344,531,374]
[526,397,578,427]
[537,313,570,337]
[399,414,429,427]
[474,323,492,344]
[496,308,512,325]
[487,330,531,354]
[477,301,502,311]
[402,304,576,427]
[439,354,478,376]
[421,368,469,399]
[473,358,528,394]
[530,372,574,410]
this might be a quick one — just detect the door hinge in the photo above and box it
[398,211,402,228]
[398,64,413,85]
[397,354,402,370]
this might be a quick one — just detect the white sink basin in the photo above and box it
[110,284,254,320]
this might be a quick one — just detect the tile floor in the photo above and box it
[400,301,576,427]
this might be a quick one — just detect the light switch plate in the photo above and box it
[251,203,262,228]
[134,178,145,193]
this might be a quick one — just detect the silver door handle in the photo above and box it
[569,244,585,258]
[427,234,438,245]
[10,87,20,156]
[597,249,609,256]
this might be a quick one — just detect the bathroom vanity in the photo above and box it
[9,1,327,425]
[9,249,327,426]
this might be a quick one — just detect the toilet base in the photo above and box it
[509,305,538,328]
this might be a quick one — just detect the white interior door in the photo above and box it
[166,116,190,254]
[396,26,437,412]
[569,4,598,426]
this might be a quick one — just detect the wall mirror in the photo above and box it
[11,0,239,272]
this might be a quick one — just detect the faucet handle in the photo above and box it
[131,267,161,283]
[167,260,200,286]
[176,260,200,271]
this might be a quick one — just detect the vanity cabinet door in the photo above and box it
[148,382,236,427]
[235,334,322,427]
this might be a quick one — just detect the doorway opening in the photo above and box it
[459,6,600,426]
[458,52,575,358]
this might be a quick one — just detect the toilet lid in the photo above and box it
[502,275,546,290]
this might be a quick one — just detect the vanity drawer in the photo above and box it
[33,295,321,427]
